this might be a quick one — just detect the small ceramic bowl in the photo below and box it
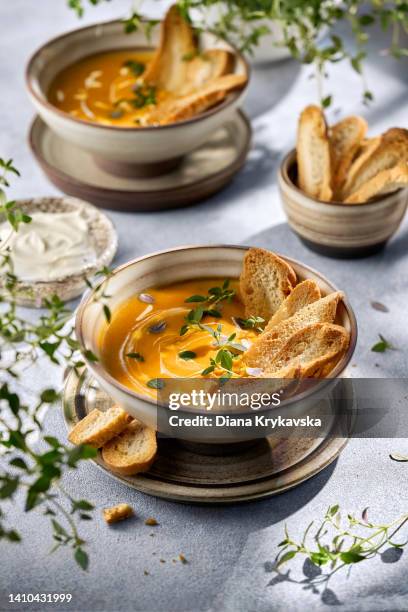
[0,197,117,307]
[26,20,249,177]
[75,245,357,444]
[279,150,408,259]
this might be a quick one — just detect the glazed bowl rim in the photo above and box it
[26,18,250,134]
[280,149,404,208]
[75,244,358,415]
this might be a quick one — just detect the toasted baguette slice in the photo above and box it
[267,280,321,328]
[103,503,134,525]
[340,137,381,199]
[297,105,332,201]
[102,420,157,476]
[344,163,408,204]
[261,323,349,377]
[143,5,197,93]
[240,248,297,320]
[245,291,343,368]
[147,74,247,125]
[342,128,408,198]
[330,116,367,196]
[180,49,235,95]
[68,407,131,448]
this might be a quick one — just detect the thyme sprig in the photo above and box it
[269,505,408,602]
[0,161,108,570]
[68,1,408,107]
[199,323,247,380]
[236,314,265,333]
[371,334,396,353]
[180,280,235,336]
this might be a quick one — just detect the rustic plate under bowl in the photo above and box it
[29,112,252,212]
[0,197,117,307]
[63,368,353,504]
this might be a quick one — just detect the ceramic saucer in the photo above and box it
[29,112,252,212]
[62,368,353,504]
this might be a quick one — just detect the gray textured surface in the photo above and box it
[1,2,408,612]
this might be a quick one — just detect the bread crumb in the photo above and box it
[145,517,159,526]
[103,503,133,524]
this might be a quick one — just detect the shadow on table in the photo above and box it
[263,538,405,608]
[243,58,302,120]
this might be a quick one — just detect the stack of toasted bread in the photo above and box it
[68,406,157,476]
[297,105,408,204]
[141,5,247,125]
[240,248,350,378]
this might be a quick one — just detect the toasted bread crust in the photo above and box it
[240,248,297,321]
[245,291,344,368]
[103,503,134,524]
[261,322,350,377]
[297,105,332,201]
[268,279,321,328]
[330,116,367,196]
[344,163,408,203]
[342,129,408,197]
[181,49,235,94]
[147,74,247,125]
[68,407,131,448]
[143,5,197,93]
[102,420,157,476]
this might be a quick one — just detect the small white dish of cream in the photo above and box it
[0,197,117,307]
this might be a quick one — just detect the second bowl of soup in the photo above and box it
[26,9,249,176]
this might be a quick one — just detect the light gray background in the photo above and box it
[1,2,408,611]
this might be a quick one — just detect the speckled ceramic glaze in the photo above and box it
[26,21,249,171]
[279,150,408,258]
[29,111,252,211]
[0,197,117,307]
[63,367,353,503]
[75,245,357,444]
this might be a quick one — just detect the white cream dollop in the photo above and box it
[0,210,97,282]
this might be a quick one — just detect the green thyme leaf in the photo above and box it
[371,334,395,352]
[124,59,145,76]
[147,379,165,390]
[74,547,89,571]
[84,349,98,362]
[201,366,215,376]
[185,295,206,303]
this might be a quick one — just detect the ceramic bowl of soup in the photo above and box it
[26,20,249,177]
[75,245,357,444]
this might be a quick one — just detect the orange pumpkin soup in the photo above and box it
[48,49,168,127]
[100,279,260,398]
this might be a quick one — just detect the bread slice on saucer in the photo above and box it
[102,420,157,476]
[68,406,131,448]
